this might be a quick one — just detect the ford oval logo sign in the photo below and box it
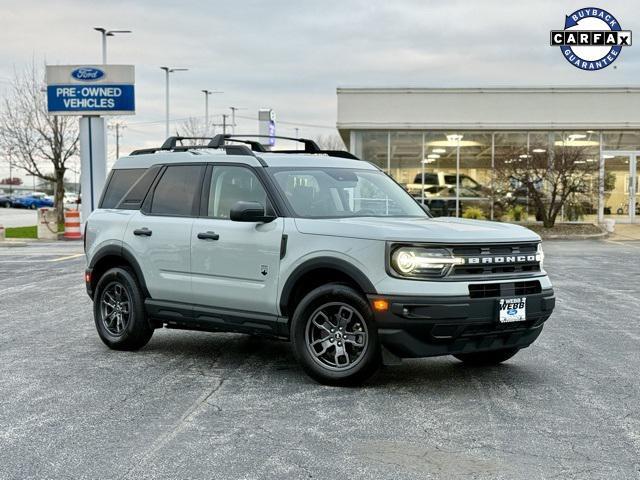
[71,67,105,81]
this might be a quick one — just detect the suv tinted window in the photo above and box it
[118,166,162,210]
[100,168,145,208]
[206,166,267,218]
[150,165,203,216]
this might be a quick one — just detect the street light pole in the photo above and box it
[93,27,131,64]
[160,67,188,138]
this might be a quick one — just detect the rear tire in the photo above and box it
[291,283,381,386]
[93,267,153,351]
[453,347,520,366]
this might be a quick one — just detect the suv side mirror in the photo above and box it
[230,201,276,223]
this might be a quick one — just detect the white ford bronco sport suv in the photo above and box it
[84,135,555,385]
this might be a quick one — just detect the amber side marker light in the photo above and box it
[373,299,389,312]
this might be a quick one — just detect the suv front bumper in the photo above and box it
[368,289,555,358]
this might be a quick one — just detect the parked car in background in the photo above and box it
[406,172,487,197]
[416,186,491,217]
[64,193,80,207]
[0,193,15,208]
[12,193,54,209]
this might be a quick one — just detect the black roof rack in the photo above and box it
[130,136,256,157]
[208,134,360,160]
[129,134,359,160]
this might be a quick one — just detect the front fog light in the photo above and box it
[391,247,464,277]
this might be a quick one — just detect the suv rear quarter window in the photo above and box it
[100,168,146,208]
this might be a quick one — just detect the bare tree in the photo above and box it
[494,143,598,228]
[0,64,78,224]
[176,117,215,144]
[314,133,346,151]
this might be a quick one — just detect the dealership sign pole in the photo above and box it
[45,65,135,224]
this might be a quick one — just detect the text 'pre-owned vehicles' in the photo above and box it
[84,135,555,385]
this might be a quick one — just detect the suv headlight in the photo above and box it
[390,246,464,278]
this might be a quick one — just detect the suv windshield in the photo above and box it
[270,167,427,218]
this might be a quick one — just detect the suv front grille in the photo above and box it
[469,280,542,299]
[450,242,541,277]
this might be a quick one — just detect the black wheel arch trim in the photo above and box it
[88,244,151,299]
[279,257,377,316]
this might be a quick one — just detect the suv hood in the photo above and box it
[294,217,540,243]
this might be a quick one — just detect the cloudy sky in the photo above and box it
[0,0,639,178]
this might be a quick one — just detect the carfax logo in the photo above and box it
[550,7,632,70]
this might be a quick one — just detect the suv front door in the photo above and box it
[191,165,284,315]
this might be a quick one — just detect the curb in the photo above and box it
[0,241,28,248]
[538,231,609,240]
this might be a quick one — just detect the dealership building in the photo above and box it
[336,87,640,223]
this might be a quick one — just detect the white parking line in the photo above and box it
[48,253,85,262]
[603,239,640,248]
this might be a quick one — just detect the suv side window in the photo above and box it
[100,168,146,208]
[206,166,267,219]
[150,165,203,216]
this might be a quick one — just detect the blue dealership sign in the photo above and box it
[45,65,135,116]
[47,85,135,113]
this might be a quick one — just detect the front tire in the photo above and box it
[291,284,381,386]
[93,267,153,351]
[453,347,520,366]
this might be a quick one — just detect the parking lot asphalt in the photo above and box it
[0,240,638,480]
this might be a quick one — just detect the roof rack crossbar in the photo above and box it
[208,134,322,153]
[160,136,217,149]
[130,143,256,157]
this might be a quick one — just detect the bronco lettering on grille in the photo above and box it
[466,254,541,265]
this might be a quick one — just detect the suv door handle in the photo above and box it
[133,228,152,237]
[197,231,220,241]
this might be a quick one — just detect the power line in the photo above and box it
[126,112,337,130]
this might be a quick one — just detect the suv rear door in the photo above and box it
[124,164,204,303]
[190,164,284,315]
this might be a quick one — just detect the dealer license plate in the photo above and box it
[498,297,526,323]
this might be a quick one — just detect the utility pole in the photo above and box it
[202,89,222,134]
[8,154,12,196]
[160,67,188,138]
[93,27,131,63]
[222,114,229,135]
[109,122,126,159]
[229,107,245,134]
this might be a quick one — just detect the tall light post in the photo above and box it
[93,27,131,64]
[201,89,222,134]
[160,67,188,138]
[447,134,464,217]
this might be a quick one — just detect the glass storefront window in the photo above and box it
[389,132,422,186]
[352,129,636,223]
[358,132,388,172]
[602,131,640,151]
